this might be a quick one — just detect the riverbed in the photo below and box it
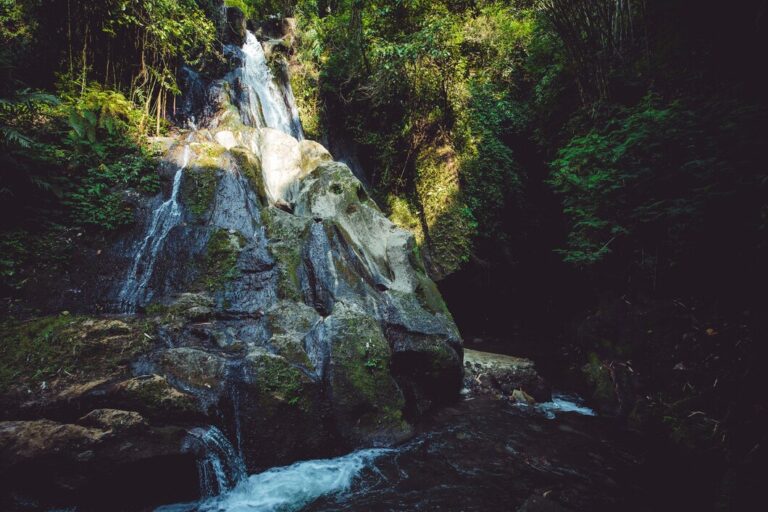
[156,393,652,512]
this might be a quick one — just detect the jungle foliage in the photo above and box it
[1,0,766,506]
[1,0,765,321]
[286,0,767,301]
[1,0,216,289]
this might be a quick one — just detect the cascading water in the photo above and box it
[157,448,389,512]
[118,144,192,312]
[184,426,248,499]
[127,29,310,502]
[239,31,303,139]
[120,25,362,509]
[118,30,304,313]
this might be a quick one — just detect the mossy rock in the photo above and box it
[245,349,311,410]
[326,303,410,444]
[212,103,247,132]
[111,375,201,417]
[230,147,267,204]
[0,315,154,394]
[181,166,220,218]
[144,293,214,331]
[155,347,228,391]
[301,162,377,213]
[193,142,228,169]
[266,300,320,337]
[200,229,247,292]
[269,334,313,369]
[414,271,450,316]
[261,206,311,300]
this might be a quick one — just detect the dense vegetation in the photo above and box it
[1,0,766,508]
[1,0,216,289]
[284,0,767,299]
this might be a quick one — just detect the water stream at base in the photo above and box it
[183,426,248,499]
[155,394,614,512]
[157,449,389,512]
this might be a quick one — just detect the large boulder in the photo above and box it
[463,349,551,403]
[0,417,196,510]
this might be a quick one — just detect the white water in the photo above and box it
[241,32,303,139]
[534,392,596,419]
[184,426,248,499]
[157,449,388,512]
[118,144,192,311]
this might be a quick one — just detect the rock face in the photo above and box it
[224,7,248,47]
[463,349,551,402]
[0,29,462,511]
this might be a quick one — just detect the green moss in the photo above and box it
[181,166,219,218]
[196,143,228,168]
[201,229,246,292]
[119,375,198,414]
[414,145,477,279]
[424,341,458,373]
[415,273,450,315]
[330,310,405,426]
[261,207,310,300]
[270,334,313,368]
[144,302,170,317]
[289,49,323,141]
[388,195,425,246]
[0,315,153,393]
[249,352,310,410]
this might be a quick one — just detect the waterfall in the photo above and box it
[240,31,303,139]
[116,31,306,312]
[184,426,247,499]
[118,144,192,312]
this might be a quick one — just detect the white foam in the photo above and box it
[157,448,389,512]
[536,392,596,419]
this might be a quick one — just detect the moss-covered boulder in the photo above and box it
[325,303,412,445]
[0,315,154,397]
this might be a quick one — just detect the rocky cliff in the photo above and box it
[0,20,462,511]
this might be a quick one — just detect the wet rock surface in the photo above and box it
[304,396,649,512]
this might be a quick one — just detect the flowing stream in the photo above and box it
[156,394,637,512]
[184,426,248,499]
